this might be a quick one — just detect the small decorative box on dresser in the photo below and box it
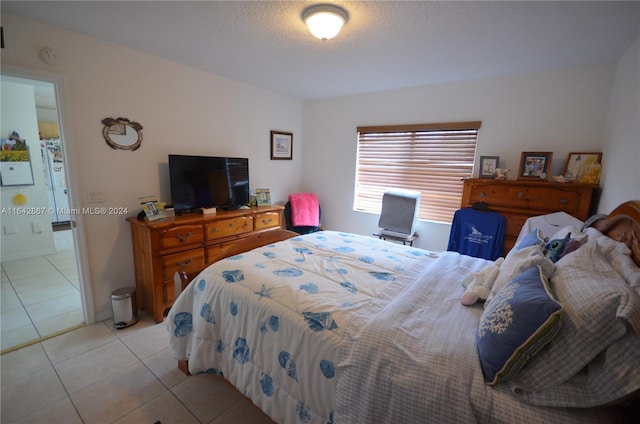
[127,205,284,322]
[461,179,599,256]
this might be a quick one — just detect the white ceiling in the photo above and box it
[3,1,639,100]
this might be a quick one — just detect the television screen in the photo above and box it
[169,154,250,213]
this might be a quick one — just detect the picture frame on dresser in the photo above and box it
[562,152,602,182]
[518,152,552,181]
[479,156,499,178]
[256,188,271,205]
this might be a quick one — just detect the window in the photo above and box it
[354,121,481,223]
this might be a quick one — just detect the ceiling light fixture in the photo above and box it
[302,4,349,41]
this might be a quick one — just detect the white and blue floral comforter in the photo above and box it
[167,231,433,424]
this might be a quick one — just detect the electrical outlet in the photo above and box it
[3,224,18,235]
[32,221,43,233]
[87,189,105,204]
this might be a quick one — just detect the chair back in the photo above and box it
[378,189,421,237]
[284,197,322,235]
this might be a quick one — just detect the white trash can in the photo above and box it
[111,287,138,329]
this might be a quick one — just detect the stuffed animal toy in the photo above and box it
[544,232,584,263]
[460,258,504,305]
[494,168,511,179]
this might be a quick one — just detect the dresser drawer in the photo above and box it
[524,187,580,214]
[504,237,517,255]
[254,212,280,230]
[161,249,205,280]
[468,183,580,214]
[504,213,529,239]
[468,183,528,208]
[205,240,238,264]
[162,278,177,304]
[206,216,253,240]
[160,224,204,249]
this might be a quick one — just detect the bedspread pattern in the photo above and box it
[335,253,619,424]
[167,231,433,424]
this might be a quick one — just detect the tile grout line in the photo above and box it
[3,271,42,340]
[37,339,87,424]
[16,266,75,339]
[117,324,205,423]
[41,320,142,424]
[1,245,84,352]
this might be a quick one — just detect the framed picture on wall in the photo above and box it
[517,152,553,181]
[479,156,500,179]
[270,130,293,160]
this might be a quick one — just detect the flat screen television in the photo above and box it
[168,154,250,213]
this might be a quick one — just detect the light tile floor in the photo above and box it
[1,230,84,352]
[1,313,276,423]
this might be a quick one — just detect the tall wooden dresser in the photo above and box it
[460,179,599,256]
[127,205,284,322]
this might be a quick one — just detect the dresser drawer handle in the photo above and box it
[212,227,219,233]
[560,198,568,204]
[176,258,194,268]
[262,218,272,225]
[518,192,524,199]
[175,232,193,242]
[479,192,486,200]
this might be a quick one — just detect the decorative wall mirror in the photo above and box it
[101,117,143,151]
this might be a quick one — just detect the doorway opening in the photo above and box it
[1,74,86,353]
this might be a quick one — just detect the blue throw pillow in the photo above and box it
[477,266,563,385]
[515,228,545,250]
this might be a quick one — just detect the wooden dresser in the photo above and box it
[461,179,599,256]
[127,205,284,322]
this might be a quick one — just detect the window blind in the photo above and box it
[354,121,481,223]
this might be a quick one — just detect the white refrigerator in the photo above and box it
[42,139,70,224]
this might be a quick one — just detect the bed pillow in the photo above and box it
[512,228,545,252]
[477,266,562,386]
[507,238,640,407]
[485,245,555,305]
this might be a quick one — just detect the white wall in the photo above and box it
[1,14,303,320]
[302,65,615,251]
[600,37,640,212]
[1,81,56,260]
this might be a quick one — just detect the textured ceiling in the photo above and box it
[3,1,639,100]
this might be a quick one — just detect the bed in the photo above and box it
[167,200,640,424]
